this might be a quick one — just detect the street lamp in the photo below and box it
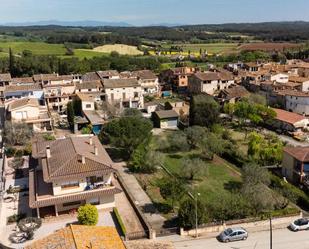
[195,192,201,238]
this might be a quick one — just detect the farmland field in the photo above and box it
[161,43,238,55]
[0,41,67,56]
[91,44,143,55]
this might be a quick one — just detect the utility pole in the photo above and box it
[269,216,273,249]
[195,192,200,238]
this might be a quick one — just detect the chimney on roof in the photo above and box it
[46,145,51,159]
[94,146,98,156]
[81,155,86,165]
[89,137,93,145]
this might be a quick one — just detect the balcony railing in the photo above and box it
[84,181,113,191]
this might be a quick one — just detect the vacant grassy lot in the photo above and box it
[91,44,143,55]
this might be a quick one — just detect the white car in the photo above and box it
[289,218,309,231]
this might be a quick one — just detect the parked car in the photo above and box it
[289,218,309,231]
[219,227,248,242]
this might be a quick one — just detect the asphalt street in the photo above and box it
[168,228,309,249]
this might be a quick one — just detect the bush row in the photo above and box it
[113,207,126,236]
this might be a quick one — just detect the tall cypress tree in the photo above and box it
[9,48,15,77]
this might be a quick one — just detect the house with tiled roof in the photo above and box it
[283,146,309,187]
[188,71,235,95]
[133,70,160,95]
[6,98,52,132]
[29,135,121,217]
[25,225,126,249]
[270,108,309,132]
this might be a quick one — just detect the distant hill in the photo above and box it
[1,20,132,27]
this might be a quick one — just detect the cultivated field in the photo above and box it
[0,41,107,59]
[91,44,143,55]
[239,42,302,52]
[166,43,238,54]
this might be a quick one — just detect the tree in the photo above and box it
[166,131,190,153]
[122,108,142,117]
[77,204,98,226]
[67,101,75,130]
[248,132,283,165]
[100,116,153,156]
[4,121,32,146]
[190,95,220,127]
[199,132,228,160]
[241,163,274,215]
[178,197,209,229]
[184,126,207,149]
[180,158,207,181]
[9,48,16,77]
[158,177,186,211]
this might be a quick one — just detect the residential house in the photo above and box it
[160,67,197,92]
[283,90,309,115]
[270,73,289,84]
[133,70,160,95]
[29,136,121,217]
[217,85,250,104]
[188,71,234,95]
[0,73,12,101]
[282,146,309,187]
[243,62,261,72]
[75,81,103,93]
[6,98,52,132]
[11,77,35,86]
[25,225,125,249]
[97,70,120,80]
[270,108,309,132]
[82,72,102,82]
[103,78,144,109]
[4,84,44,101]
[152,110,179,129]
[289,76,309,92]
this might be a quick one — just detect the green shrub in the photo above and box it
[43,134,56,141]
[77,204,98,226]
[270,174,309,211]
[5,147,16,157]
[7,213,26,224]
[113,207,126,235]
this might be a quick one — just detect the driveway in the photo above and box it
[113,162,166,230]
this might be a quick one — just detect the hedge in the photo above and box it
[113,207,126,236]
[270,174,309,211]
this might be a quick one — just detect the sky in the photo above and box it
[0,0,309,26]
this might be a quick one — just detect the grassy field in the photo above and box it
[91,44,143,55]
[0,41,109,59]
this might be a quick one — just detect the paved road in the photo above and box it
[170,228,309,249]
[261,129,309,147]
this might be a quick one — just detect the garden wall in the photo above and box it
[180,212,302,237]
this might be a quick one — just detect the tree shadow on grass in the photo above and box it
[224,180,242,192]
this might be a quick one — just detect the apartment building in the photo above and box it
[29,136,121,217]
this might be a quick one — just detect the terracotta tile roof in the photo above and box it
[289,76,309,83]
[76,92,102,102]
[32,136,114,182]
[5,84,42,92]
[194,71,233,81]
[76,81,102,90]
[25,225,126,249]
[273,108,307,125]
[0,73,11,81]
[219,85,250,100]
[97,70,120,79]
[103,78,140,89]
[33,73,58,82]
[284,146,309,162]
[82,72,101,82]
[154,110,179,119]
[133,70,157,80]
[275,90,309,97]
[11,77,34,84]
[8,98,39,111]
